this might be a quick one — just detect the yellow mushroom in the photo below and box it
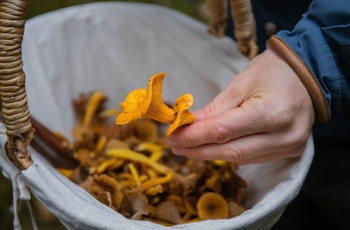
[144,184,163,196]
[149,151,163,162]
[138,174,149,183]
[197,192,229,220]
[71,91,107,145]
[135,142,164,162]
[116,72,176,125]
[146,168,158,179]
[139,173,172,192]
[83,91,106,127]
[95,135,107,151]
[203,174,221,191]
[107,148,197,188]
[116,88,147,124]
[96,158,122,174]
[135,142,163,153]
[119,180,136,190]
[128,163,141,187]
[167,94,196,136]
[118,172,134,180]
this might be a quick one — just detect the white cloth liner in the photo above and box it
[0,2,314,229]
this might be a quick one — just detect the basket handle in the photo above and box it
[0,0,34,170]
[207,0,258,59]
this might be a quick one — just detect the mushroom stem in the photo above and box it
[150,151,163,162]
[135,142,164,162]
[140,173,172,192]
[107,148,195,187]
[95,135,107,151]
[83,91,106,127]
[144,184,163,196]
[96,158,122,174]
[128,163,141,187]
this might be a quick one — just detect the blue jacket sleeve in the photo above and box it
[276,0,350,117]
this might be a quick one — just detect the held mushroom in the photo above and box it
[116,72,196,136]
[116,72,176,125]
[167,94,196,135]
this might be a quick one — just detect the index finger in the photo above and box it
[165,97,280,148]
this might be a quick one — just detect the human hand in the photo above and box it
[165,48,315,165]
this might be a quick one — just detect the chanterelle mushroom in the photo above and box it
[197,192,229,220]
[116,72,196,136]
[57,89,248,225]
[167,93,196,135]
[107,148,197,188]
[116,72,176,125]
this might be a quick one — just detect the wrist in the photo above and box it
[267,35,330,123]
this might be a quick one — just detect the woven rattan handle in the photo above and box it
[207,0,258,59]
[0,0,34,169]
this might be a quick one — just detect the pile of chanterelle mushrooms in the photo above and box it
[57,72,247,225]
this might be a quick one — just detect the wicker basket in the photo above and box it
[0,0,257,170]
[0,0,34,170]
[0,1,314,230]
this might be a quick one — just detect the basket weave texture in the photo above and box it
[0,0,34,170]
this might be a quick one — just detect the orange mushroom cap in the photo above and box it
[167,94,196,135]
[197,192,229,220]
[116,72,176,125]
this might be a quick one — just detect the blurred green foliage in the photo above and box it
[26,0,206,21]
